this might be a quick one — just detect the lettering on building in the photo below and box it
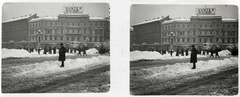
[64,6,83,14]
[196,8,216,15]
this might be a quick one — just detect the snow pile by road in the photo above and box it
[2,55,110,78]
[219,50,231,56]
[2,48,99,59]
[130,50,206,61]
[140,57,238,80]
[86,48,98,55]
[2,48,32,59]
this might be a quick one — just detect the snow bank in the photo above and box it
[2,56,110,78]
[130,50,206,61]
[2,48,32,59]
[2,48,99,59]
[140,57,238,80]
[86,48,98,55]
[219,50,231,56]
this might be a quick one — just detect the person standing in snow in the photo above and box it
[82,45,88,56]
[78,45,82,56]
[59,43,66,67]
[190,45,197,69]
[210,48,214,57]
[185,48,189,56]
[170,49,174,57]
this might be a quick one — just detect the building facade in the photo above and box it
[2,14,38,49]
[28,14,109,49]
[131,8,238,51]
[161,16,238,50]
[132,16,170,45]
[2,6,110,49]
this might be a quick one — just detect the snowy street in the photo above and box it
[2,48,110,93]
[130,50,238,95]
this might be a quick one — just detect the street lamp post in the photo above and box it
[169,32,175,56]
[37,30,43,55]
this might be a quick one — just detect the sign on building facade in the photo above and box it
[64,6,83,14]
[196,8,216,15]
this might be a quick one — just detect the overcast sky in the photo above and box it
[130,5,238,26]
[2,3,109,22]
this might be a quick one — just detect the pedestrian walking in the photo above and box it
[49,47,52,54]
[185,48,189,56]
[53,46,56,54]
[215,47,220,58]
[43,46,47,54]
[37,47,41,55]
[170,49,174,57]
[59,43,66,67]
[82,45,88,56]
[210,48,214,57]
[181,48,184,56]
[190,45,197,69]
[78,45,82,56]
[203,50,206,55]
[176,48,179,56]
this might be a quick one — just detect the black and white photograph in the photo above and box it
[2,3,110,93]
[130,5,238,95]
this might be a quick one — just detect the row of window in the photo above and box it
[29,28,105,35]
[29,22,108,28]
[30,36,104,42]
[161,31,237,37]
[162,23,238,30]
[162,38,237,43]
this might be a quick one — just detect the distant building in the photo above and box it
[2,14,38,49]
[131,16,170,50]
[161,16,238,50]
[131,8,238,51]
[2,6,110,49]
[28,14,109,49]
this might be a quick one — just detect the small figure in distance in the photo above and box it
[59,43,66,67]
[190,45,197,69]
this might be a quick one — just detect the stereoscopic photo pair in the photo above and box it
[2,3,238,95]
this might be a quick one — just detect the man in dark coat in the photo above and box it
[49,47,52,54]
[59,43,66,67]
[170,49,174,57]
[215,47,220,58]
[190,45,197,69]
[181,48,184,56]
[83,45,88,56]
[78,46,82,56]
[210,48,214,57]
[53,46,56,54]
[185,48,189,56]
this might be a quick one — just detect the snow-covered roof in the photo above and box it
[162,18,190,24]
[29,16,58,22]
[222,18,238,22]
[89,16,109,21]
[132,17,164,26]
[3,14,37,23]
[3,16,29,23]
[130,27,134,31]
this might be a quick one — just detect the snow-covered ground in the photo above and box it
[2,55,110,78]
[132,57,238,80]
[2,48,99,59]
[130,50,232,61]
